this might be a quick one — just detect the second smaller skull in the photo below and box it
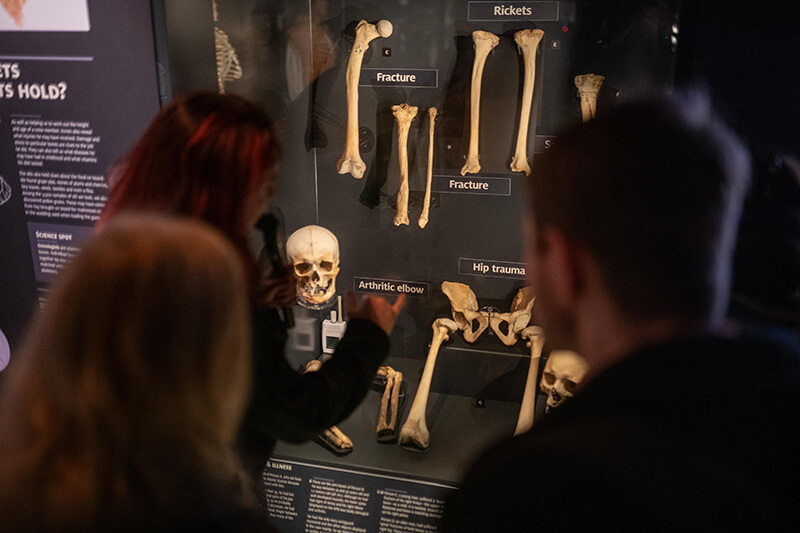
[539,350,590,412]
[286,225,340,308]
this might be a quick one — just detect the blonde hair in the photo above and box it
[0,215,253,530]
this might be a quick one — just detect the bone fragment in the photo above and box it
[392,103,418,226]
[461,31,499,176]
[510,29,544,175]
[489,287,535,346]
[323,426,353,450]
[514,326,545,436]
[377,366,396,433]
[575,73,604,122]
[304,359,352,451]
[442,281,489,343]
[398,318,458,451]
[377,366,404,438]
[337,19,393,179]
[418,107,438,229]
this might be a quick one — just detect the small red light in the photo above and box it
[562,26,568,32]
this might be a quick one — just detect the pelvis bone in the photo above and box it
[442,281,489,343]
[488,287,535,346]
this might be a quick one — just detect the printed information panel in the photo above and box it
[467,1,560,21]
[354,277,430,298]
[360,68,438,88]
[431,175,511,196]
[0,1,161,366]
[459,258,528,280]
[265,457,458,533]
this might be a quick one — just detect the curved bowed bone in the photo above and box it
[510,29,544,175]
[442,281,490,343]
[461,30,499,176]
[399,318,458,451]
[418,107,437,229]
[392,103,418,226]
[489,287,535,346]
[337,19,393,179]
[574,73,604,122]
[514,326,545,436]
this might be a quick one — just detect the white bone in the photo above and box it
[441,281,490,343]
[575,73,604,122]
[392,103,418,226]
[461,30,499,176]
[418,107,437,229]
[377,366,403,436]
[514,326,545,435]
[398,318,458,450]
[489,287,535,346]
[322,426,353,450]
[337,19,393,179]
[510,29,544,175]
[286,225,340,307]
[304,359,353,451]
[540,350,590,411]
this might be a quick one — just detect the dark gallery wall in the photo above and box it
[686,0,800,153]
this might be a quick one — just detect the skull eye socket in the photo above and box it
[542,372,555,385]
[295,262,312,275]
[563,380,577,395]
[319,261,334,272]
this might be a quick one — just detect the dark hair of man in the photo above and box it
[528,92,750,325]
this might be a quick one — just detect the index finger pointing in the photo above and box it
[392,293,407,314]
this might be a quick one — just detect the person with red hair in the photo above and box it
[99,92,404,488]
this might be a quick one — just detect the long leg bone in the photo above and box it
[398,318,458,451]
[510,29,544,175]
[514,326,545,436]
[337,19,393,179]
[461,30,499,176]
[376,366,404,439]
[303,359,353,453]
[575,73,604,122]
[392,103,418,226]
[489,287,535,346]
[442,281,490,343]
[418,107,437,229]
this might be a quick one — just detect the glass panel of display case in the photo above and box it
[188,0,684,529]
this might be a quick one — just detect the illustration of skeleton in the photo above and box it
[1,0,26,27]
[212,0,242,94]
[0,176,11,207]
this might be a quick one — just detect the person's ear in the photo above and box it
[537,227,588,310]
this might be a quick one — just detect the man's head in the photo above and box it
[527,92,750,348]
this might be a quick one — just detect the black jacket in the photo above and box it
[238,306,389,473]
[443,330,800,532]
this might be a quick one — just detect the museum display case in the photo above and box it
[168,1,685,529]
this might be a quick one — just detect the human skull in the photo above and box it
[539,350,590,412]
[286,225,340,307]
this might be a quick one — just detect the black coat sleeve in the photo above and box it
[243,305,390,444]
